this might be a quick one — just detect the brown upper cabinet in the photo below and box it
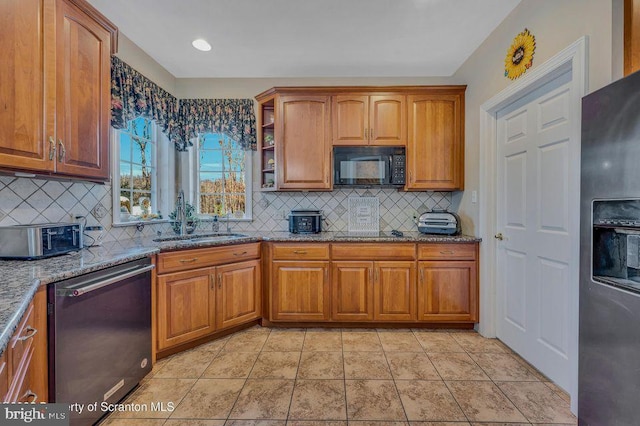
[407,90,465,191]
[332,95,406,146]
[256,86,465,192]
[0,0,117,181]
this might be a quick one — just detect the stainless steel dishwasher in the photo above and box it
[48,257,154,426]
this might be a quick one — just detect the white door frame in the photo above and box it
[478,36,588,413]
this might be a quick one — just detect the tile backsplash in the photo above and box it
[0,176,451,241]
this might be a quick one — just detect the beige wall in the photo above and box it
[453,0,620,235]
[115,34,178,96]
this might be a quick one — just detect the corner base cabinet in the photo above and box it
[156,244,261,352]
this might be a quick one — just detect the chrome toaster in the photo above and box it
[417,210,461,235]
[0,223,83,259]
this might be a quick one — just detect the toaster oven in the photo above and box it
[0,223,83,259]
[288,210,323,234]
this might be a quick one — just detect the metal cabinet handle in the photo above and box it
[22,390,38,403]
[179,258,198,263]
[375,268,379,282]
[370,128,374,140]
[210,274,215,290]
[369,268,373,282]
[58,140,66,162]
[409,170,413,183]
[17,326,37,341]
[49,137,56,161]
[218,273,222,289]
[364,128,368,139]
[420,268,424,283]
[233,251,248,256]
[293,250,307,254]
[439,250,455,254]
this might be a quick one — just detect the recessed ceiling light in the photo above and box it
[192,39,212,52]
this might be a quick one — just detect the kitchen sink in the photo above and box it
[153,233,247,243]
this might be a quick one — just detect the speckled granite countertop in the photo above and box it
[0,230,479,355]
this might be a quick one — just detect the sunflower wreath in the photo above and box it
[504,28,536,80]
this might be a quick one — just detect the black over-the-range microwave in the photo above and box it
[333,146,406,187]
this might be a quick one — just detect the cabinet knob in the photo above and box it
[58,140,66,162]
[49,137,56,161]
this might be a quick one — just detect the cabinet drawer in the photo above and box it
[0,352,7,401]
[331,243,415,260]
[271,244,330,260]
[9,304,36,379]
[158,243,260,274]
[418,243,477,260]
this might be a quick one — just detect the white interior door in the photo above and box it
[495,70,574,391]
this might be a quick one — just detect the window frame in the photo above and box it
[192,133,253,221]
[111,117,175,226]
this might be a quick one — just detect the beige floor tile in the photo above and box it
[341,331,383,351]
[303,331,342,351]
[428,353,489,381]
[154,348,218,379]
[165,420,226,425]
[143,357,171,381]
[288,380,347,420]
[297,352,344,379]
[229,379,295,419]
[343,352,392,379]
[413,332,465,352]
[101,419,167,426]
[450,333,506,354]
[226,421,286,426]
[202,352,259,378]
[377,331,423,352]
[497,382,577,424]
[224,330,270,352]
[509,353,550,382]
[345,380,406,421]
[396,380,466,421]
[410,422,470,425]
[469,353,540,382]
[113,378,196,419]
[170,378,244,419]
[250,351,301,379]
[286,422,347,426]
[196,337,230,353]
[446,381,527,423]
[469,423,530,426]
[349,422,409,426]
[543,381,571,404]
[263,330,306,351]
[386,352,440,380]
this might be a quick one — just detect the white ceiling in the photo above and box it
[87,0,521,78]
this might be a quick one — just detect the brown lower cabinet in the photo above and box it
[268,242,477,324]
[3,286,47,402]
[156,248,261,351]
[332,261,416,321]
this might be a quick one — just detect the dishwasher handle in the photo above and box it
[66,264,155,297]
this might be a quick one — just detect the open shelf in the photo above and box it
[258,98,277,191]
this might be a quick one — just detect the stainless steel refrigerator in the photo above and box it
[580,70,640,424]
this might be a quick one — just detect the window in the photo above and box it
[196,133,252,219]
[113,117,174,224]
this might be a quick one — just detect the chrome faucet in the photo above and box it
[224,212,231,233]
[175,189,187,236]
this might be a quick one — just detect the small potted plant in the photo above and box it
[169,202,200,234]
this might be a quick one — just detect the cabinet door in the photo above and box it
[407,93,464,190]
[277,96,332,189]
[216,259,261,329]
[157,268,216,350]
[374,261,416,321]
[332,95,369,145]
[418,261,478,322]
[331,261,374,321]
[0,0,54,173]
[370,95,406,146]
[272,261,330,321]
[55,0,111,180]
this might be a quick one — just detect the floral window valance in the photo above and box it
[111,57,257,152]
[110,56,181,148]
[178,99,257,151]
